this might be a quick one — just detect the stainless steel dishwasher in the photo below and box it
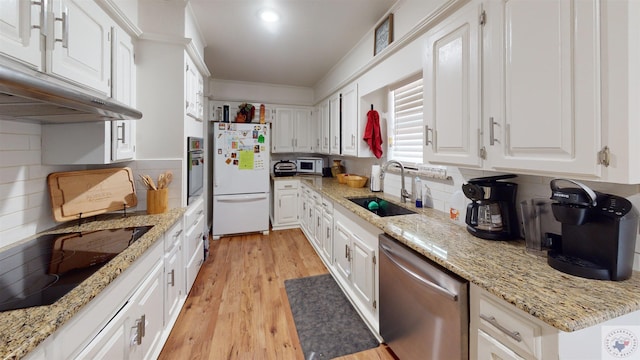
[379,234,469,359]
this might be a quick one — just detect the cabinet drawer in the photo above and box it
[479,294,541,358]
[185,240,204,294]
[321,197,333,213]
[164,220,184,251]
[185,198,205,231]
[276,179,299,190]
[185,215,205,261]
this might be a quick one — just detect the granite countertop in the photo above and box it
[0,208,185,360]
[287,176,640,333]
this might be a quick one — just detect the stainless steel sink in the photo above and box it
[348,197,416,217]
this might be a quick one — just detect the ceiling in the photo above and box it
[189,0,396,88]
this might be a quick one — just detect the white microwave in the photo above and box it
[296,157,324,174]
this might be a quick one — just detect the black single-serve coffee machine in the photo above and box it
[462,175,520,240]
[548,178,639,281]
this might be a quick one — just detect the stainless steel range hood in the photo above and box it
[0,61,142,123]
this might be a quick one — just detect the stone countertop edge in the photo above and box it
[285,176,640,333]
[0,208,185,360]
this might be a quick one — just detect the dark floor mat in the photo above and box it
[285,273,379,360]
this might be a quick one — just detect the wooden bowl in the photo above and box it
[337,173,351,184]
[346,175,368,188]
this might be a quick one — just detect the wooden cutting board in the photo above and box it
[48,167,138,222]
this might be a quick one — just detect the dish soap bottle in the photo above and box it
[414,177,423,208]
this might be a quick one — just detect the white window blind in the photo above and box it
[389,77,424,166]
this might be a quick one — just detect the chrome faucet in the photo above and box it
[382,160,411,203]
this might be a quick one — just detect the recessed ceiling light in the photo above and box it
[259,9,279,23]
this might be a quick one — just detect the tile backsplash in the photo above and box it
[0,119,182,249]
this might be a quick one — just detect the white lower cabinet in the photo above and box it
[164,220,185,329]
[319,197,333,265]
[184,198,205,294]
[128,259,165,360]
[296,186,378,334]
[23,211,207,360]
[75,303,129,359]
[471,283,554,359]
[270,178,299,230]
[331,203,379,333]
[76,259,165,360]
[476,329,524,360]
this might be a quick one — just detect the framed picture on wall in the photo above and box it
[374,14,393,56]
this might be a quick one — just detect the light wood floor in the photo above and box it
[158,229,396,360]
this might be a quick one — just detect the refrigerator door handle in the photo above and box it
[216,194,268,202]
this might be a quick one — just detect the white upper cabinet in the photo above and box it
[485,0,600,177]
[185,55,204,121]
[48,0,113,95]
[272,107,313,153]
[329,93,341,155]
[598,0,640,184]
[42,25,136,165]
[0,0,43,69]
[111,27,136,161]
[341,82,359,156]
[422,0,631,181]
[423,2,482,167]
[1,0,113,95]
[319,100,330,154]
[273,108,296,153]
[294,108,313,152]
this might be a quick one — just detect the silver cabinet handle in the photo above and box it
[31,1,44,32]
[480,314,522,342]
[133,314,146,345]
[168,269,175,286]
[54,10,68,48]
[425,125,433,146]
[172,229,183,239]
[489,117,498,146]
[117,123,126,143]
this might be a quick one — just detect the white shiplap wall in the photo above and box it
[0,119,183,250]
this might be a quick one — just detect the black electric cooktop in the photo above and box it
[0,226,153,312]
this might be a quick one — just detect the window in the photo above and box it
[388,76,424,167]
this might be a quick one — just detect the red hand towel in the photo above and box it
[363,109,383,159]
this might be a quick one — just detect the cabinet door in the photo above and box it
[75,305,129,360]
[313,203,323,249]
[320,100,330,154]
[185,56,203,120]
[299,189,308,231]
[333,220,352,283]
[477,330,525,360]
[276,189,298,225]
[128,260,165,360]
[294,109,313,152]
[0,0,43,69]
[165,241,183,326]
[329,93,341,154]
[341,83,358,156]
[111,28,136,161]
[486,0,600,176]
[321,210,333,264]
[351,234,375,310]
[49,0,112,95]
[273,108,295,152]
[423,2,482,167]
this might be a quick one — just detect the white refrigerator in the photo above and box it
[212,122,270,238]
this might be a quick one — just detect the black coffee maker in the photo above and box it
[462,175,520,240]
[548,179,639,281]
